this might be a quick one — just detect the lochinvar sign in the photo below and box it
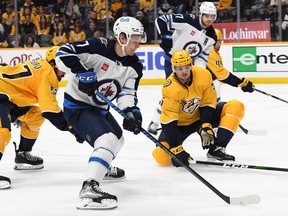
[213,21,271,42]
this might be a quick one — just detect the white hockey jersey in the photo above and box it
[56,37,143,111]
[155,13,217,68]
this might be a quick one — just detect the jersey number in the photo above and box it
[2,65,32,79]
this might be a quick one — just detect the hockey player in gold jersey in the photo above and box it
[207,28,254,92]
[0,46,82,189]
[152,50,245,167]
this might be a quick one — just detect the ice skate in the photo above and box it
[14,151,44,170]
[147,121,159,135]
[0,175,11,189]
[103,166,125,180]
[77,179,118,210]
[207,145,235,161]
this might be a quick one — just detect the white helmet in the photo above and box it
[113,16,147,46]
[199,1,217,21]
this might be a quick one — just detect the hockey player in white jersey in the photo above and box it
[148,1,218,134]
[56,16,146,210]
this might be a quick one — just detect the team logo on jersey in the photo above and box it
[93,79,121,105]
[50,86,57,95]
[180,98,201,114]
[99,37,108,47]
[101,63,109,71]
[163,79,172,88]
[183,42,202,58]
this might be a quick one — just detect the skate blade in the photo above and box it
[0,181,11,189]
[76,198,118,210]
[14,163,44,170]
[103,175,126,181]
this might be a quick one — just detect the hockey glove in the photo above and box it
[77,71,98,96]
[197,123,215,149]
[123,106,142,135]
[238,78,254,93]
[67,125,85,143]
[160,34,172,53]
[170,145,190,167]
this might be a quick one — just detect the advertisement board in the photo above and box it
[213,21,271,42]
[0,43,288,84]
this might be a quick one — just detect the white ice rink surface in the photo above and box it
[1,84,288,216]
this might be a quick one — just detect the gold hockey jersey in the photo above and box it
[0,59,61,114]
[160,65,217,126]
[207,48,230,81]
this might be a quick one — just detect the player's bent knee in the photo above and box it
[223,100,245,120]
[93,132,124,158]
[152,141,171,166]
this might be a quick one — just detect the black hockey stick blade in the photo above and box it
[95,91,261,206]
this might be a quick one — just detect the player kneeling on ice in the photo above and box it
[152,50,245,167]
[0,46,83,189]
[56,16,146,210]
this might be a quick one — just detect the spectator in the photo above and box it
[84,21,97,38]
[81,10,98,31]
[35,5,50,25]
[36,15,50,35]
[24,34,40,47]
[66,0,82,20]
[66,13,80,34]
[53,22,68,45]
[68,21,86,42]
[281,6,288,40]
[262,5,279,41]
[114,1,132,20]
[167,0,186,14]
[111,0,122,16]
[1,4,15,37]
[158,2,174,16]
[19,7,36,25]
[140,0,154,13]
[21,15,36,35]
[52,0,66,15]
[20,0,37,16]
[10,34,24,48]
[50,14,61,35]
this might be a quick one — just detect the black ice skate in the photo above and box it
[207,145,235,161]
[0,175,11,189]
[14,151,44,170]
[77,179,118,210]
[103,166,125,180]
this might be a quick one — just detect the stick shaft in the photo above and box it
[254,88,288,104]
[191,160,288,172]
[95,91,232,204]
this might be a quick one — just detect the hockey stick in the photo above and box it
[189,159,288,172]
[95,91,260,206]
[238,124,267,136]
[157,124,267,136]
[254,88,288,104]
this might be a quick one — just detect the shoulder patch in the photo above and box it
[163,79,172,88]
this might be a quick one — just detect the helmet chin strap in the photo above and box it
[116,37,129,56]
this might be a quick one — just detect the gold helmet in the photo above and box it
[46,46,60,63]
[214,28,223,41]
[171,50,192,67]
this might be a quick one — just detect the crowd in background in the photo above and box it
[0,0,288,48]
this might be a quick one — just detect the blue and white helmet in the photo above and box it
[113,16,147,46]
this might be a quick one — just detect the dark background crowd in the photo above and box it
[0,0,288,48]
